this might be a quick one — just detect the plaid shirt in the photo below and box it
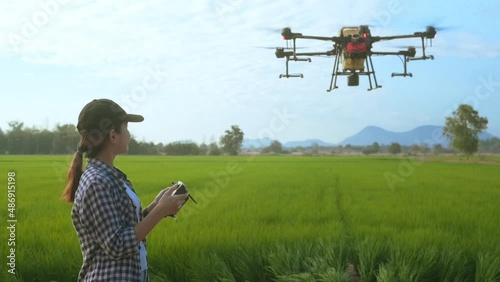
[72,158,148,281]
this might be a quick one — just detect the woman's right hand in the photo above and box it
[156,185,189,217]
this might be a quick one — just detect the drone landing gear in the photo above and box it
[392,37,433,76]
[280,74,303,78]
[365,55,382,91]
[327,54,381,92]
[392,72,412,77]
[326,52,340,92]
[279,56,310,79]
[391,54,415,77]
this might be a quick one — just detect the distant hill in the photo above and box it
[242,137,273,149]
[337,125,496,147]
[284,139,335,148]
[241,125,497,149]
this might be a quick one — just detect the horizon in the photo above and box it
[2,121,496,146]
[1,1,499,144]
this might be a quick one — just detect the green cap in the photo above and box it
[77,99,143,134]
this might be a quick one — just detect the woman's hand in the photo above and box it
[135,185,189,242]
[153,186,171,207]
[146,184,174,212]
[155,185,189,217]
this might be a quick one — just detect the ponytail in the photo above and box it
[62,136,90,203]
[62,151,84,203]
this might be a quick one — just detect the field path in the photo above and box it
[332,175,362,281]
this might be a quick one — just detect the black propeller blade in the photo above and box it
[253,46,308,50]
[426,24,460,32]
[259,26,292,34]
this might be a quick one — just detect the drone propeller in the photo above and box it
[253,46,308,50]
[425,19,461,32]
[259,26,292,34]
[391,45,423,49]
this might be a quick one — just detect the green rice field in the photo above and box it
[1,155,500,281]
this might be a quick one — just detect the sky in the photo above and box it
[1,0,499,145]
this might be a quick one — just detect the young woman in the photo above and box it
[62,99,188,281]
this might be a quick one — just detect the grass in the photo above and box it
[0,155,499,281]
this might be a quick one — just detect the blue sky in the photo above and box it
[1,0,499,145]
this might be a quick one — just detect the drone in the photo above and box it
[273,25,437,91]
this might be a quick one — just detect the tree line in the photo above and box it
[1,105,498,156]
[0,122,245,156]
[1,121,499,156]
[258,140,500,155]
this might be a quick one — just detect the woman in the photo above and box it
[62,99,188,281]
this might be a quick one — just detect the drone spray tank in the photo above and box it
[340,26,369,86]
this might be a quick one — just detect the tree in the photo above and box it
[388,142,401,155]
[6,121,25,154]
[208,141,221,156]
[128,137,140,154]
[362,147,373,155]
[220,125,244,155]
[433,143,443,155]
[0,128,6,154]
[480,137,500,153]
[165,142,200,155]
[344,144,352,154]
[335,145,343,154]
[443,104,488,159]
[311,143,319,155]
[198,143,208,156]
[52,124,80,154]
[262,140,283,154]
[420,143,430,154]
[35,129,54,154]
[409,144,421,155]
[362,142,380,155]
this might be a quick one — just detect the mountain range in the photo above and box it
[242,125,497,148]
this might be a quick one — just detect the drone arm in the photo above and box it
[277,50,333,58]
[298,35,342,42]
[294,51,331,56]
[374,34,423,41]
[370,51,404,56]
[375,27,436,42]
[408,56,434,61]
